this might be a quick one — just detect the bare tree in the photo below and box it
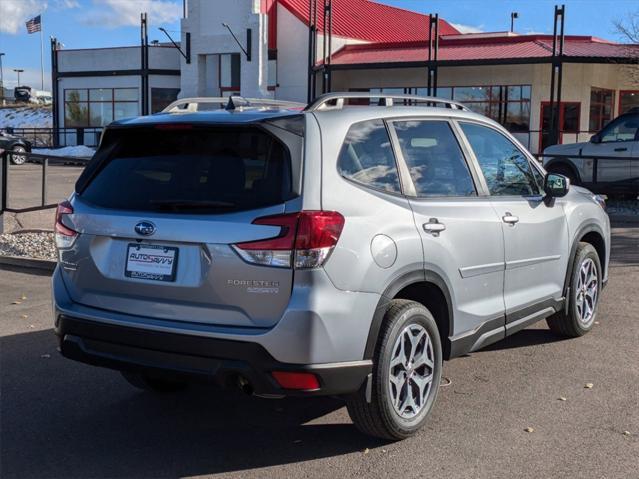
[614,11,639,43]
[613,12,639,86]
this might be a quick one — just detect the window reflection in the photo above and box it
[461,123,540,197]
[337,120,401,193]
[394,120,476,197]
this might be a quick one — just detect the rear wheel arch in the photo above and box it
[364,271,453,360]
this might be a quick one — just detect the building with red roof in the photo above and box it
[51,0,639,154]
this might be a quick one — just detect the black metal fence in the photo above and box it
[0,151,90,233]
[2,127,103,148]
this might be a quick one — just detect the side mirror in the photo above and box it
[544,173,570,198]
[590,134,601,144]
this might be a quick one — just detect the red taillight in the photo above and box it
[271,371,320,390]
[295,211,345,250]
[233,211,344,269]
[54,201,78,249]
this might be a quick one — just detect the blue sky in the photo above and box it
[0,0,637,91]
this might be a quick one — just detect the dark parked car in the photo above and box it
[0,130,32,165]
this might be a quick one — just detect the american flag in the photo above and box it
[26,15,41,34]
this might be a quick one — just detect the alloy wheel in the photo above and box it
[388,324,435,419]
[575,257,598,324]
[11,146,27,165]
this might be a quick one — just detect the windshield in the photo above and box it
[79,126,296,214]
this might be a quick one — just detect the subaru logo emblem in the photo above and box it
[135,221,156,236]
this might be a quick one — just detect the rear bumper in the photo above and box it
[55,314,371,397]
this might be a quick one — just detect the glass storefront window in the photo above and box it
[64,102,89,127]
[89,89,113,101]
[65,89,87,102]
[89,102,113,126]
[347,84,531,133]
[619,91,639,115]
[114,88,138,101]
[589,88,614,132]
[114,102,138,121]
[63,88,138,127]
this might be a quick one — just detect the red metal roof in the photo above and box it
[328,34,639,66]
[278,0,460,43]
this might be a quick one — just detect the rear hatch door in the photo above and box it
[59,121,303,329]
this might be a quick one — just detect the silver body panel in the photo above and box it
[53,100,611,366]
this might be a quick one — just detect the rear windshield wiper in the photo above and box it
[149,200,238,211]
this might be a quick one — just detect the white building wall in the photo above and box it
[275,5,367,102]
[58,47,141,71]
[180,0,270,99]
[148,45,182,70]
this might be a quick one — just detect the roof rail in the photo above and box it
[162,96,306,113]
[305,92,470,112]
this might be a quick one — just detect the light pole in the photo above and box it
[14,68,24,86]
[0,53,5,102]
[510,12,519,33]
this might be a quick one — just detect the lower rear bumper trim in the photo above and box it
[56,315,371,397]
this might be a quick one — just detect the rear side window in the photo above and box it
[80,126,295,213]
[392,120,476,197]
[337,119,401,194]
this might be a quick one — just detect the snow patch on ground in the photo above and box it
[33,145,95,158]
[0,106,53,129]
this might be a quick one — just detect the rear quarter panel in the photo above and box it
[312,111,423,295]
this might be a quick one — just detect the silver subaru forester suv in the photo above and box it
[53,93,610,440]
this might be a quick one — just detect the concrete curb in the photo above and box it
[0,255,56,273]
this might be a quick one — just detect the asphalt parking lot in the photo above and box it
[1,225,637,479]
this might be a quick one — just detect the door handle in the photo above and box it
[614,147,628,152]
[502,212,519,225]
[423,218,446,234]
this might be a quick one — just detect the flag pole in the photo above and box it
[40,13,44,90]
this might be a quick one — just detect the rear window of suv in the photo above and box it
[79,126,295,214]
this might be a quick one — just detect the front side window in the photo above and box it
[393,120,476,197]
[600,115,639,143]
[461,122,540,197]
[337,120,401,193]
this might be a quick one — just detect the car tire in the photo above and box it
[121,371,188,393]
[10,145,27,165]
[547,162,579,186]
[547,242,602,337]
[346,299,442,440]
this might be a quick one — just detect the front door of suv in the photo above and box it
[389,119,506,345]
[459,122,570,330]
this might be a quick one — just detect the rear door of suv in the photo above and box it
[57,120,304,329]
[387,117,507,345]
